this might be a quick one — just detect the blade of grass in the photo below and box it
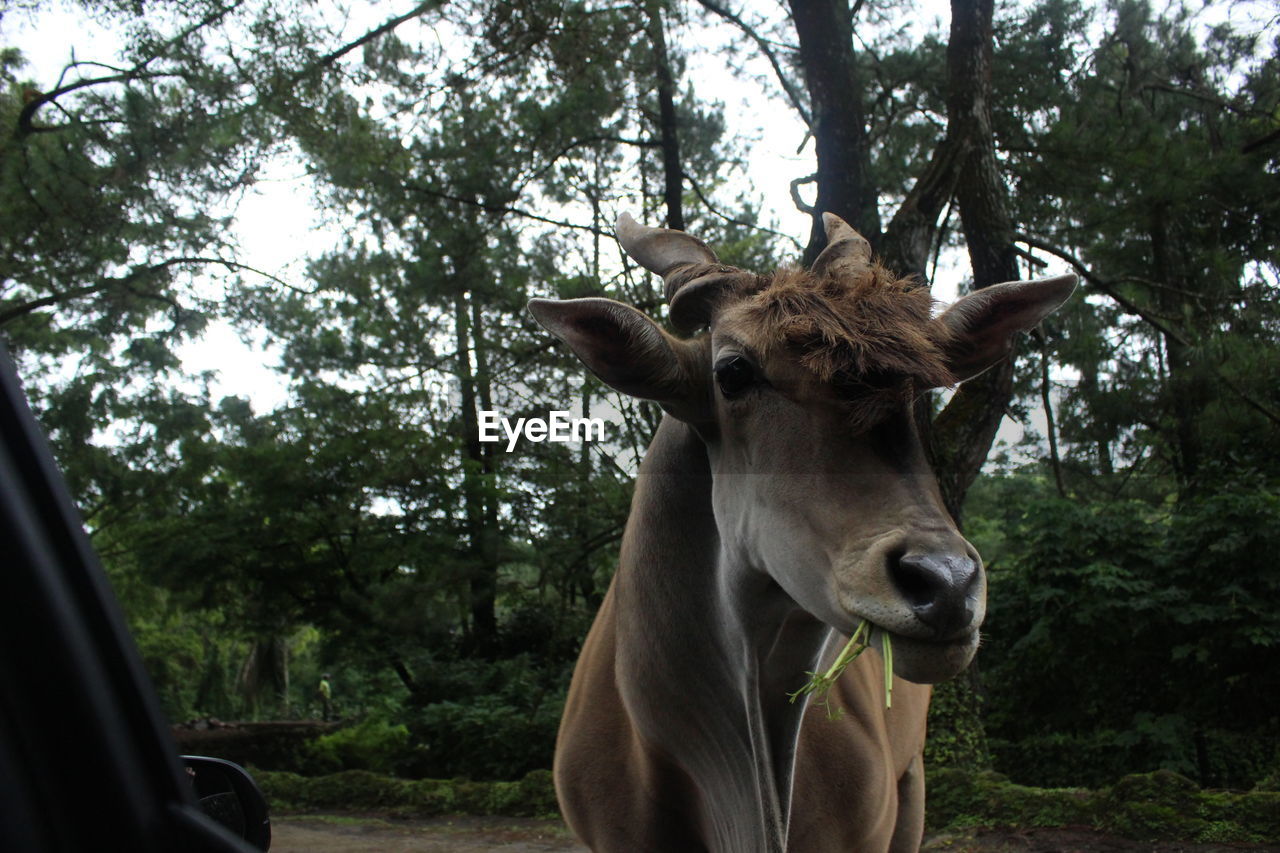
[881,629,893,709]
[787,620,893,718]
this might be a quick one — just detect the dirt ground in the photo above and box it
[270,815,1280,852]
[271,815,586,852]
[922,826,1280,852]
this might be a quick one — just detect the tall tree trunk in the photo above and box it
[471,295,501,617]
[928,0,1023,525]
[1079,358,1114,475]
[645,0,685,231]
[882,137,964,283]
[1148,205,1202,493]
[788,0,882,262]
[238,635,289,718]
[1040,336,1066,497]
[454,283,497,649]
[785,0,1020,533]
[194,634,230,718]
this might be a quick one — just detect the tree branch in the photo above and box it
[693,0,812,127]
[684,171,804,250]
[1014,233,1188,345]
[1016,233,1280,429]
[881,134,963,281]
[0,257,305,327]
[18,70,180,136]
[402,183,611,236]
[1241,126,1280,154]
[790,173,816,216]
[310,1,445,72]
[17,0,248,136]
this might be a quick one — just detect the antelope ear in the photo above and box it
[935,274,1077,381]
[528,297,706,419]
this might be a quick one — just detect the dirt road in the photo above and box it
[271,815,587,852]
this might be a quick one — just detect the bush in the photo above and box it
[405,695,561,781]
[257,765,1280,841]
[988,721,1188,789]
[252,768,559,818]
[1101,771,1202,840]
[924,678,990,770]
[976,486,1280,789]
[300,717,413,776]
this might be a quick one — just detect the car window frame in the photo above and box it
[0,343,261,852]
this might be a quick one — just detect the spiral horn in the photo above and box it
[811,212,873,279]
[615,212,724,301]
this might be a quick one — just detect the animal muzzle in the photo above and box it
[889,550,982,640]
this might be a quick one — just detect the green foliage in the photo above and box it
[975,476,1280,787]
[406,697,561,782]
[254,768,558,818]
[302,717,413,777]
[925,769,1099,832]
[996,0,1280,493]
[259,765,1280,842]
[1102,771,1279,843]
[403,652,569,781]
[924,677,992,771]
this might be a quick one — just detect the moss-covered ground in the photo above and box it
[253,767,1279,846]
[926,768,1279,845]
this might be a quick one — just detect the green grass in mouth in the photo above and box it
[787,619,892,718]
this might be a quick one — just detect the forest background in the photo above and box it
[2,0,1278,794]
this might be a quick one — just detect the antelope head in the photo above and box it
[529,213,1074,683]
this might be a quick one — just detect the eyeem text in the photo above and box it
[478,410,607,452]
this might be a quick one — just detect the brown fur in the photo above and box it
[734,265,956,392]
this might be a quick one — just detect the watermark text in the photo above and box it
[478,410,607,452]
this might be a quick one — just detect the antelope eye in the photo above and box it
[714,355,756,398]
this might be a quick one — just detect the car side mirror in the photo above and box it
[183,755,271,850]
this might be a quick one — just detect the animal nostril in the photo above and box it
[891,555,943,612]
[890,552,979,634]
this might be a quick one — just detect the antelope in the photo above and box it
[528,213,1075,852]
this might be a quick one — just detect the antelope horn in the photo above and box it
[615,212,721,301]
[811,212,872,278]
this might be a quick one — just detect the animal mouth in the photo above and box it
[863,623,980,685]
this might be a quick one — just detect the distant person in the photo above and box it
[318,673,333,721]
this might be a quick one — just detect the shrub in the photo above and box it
[301,717,413,776]
[405,693,562,780]
[977,486,1280,789]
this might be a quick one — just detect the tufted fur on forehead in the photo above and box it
[733,263,957,390]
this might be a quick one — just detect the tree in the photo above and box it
[999,0,1280,498]
[964,0,1280,786]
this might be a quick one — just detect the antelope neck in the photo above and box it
[613,415,833,853]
